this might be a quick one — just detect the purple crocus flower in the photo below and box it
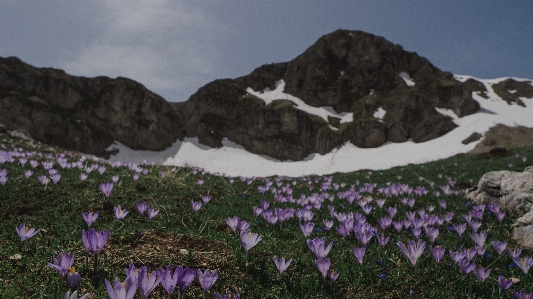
[307,237,333,259]
[99,182,114,198]
[328,269,339,282]
[240,230,262,257]
[132,173,140,181]
[105,277,137,299]
[66,269,81,291]
[197,269,218,296]
[452,223,467,237]
[157,266,178,297]
[378,235,390,247]
[201,195,212,204]
[174,266,196,296]
[112,175,119,183]
[495,211,506,222]
[48,252,75,277]
[82,211,99,227]
[449,250,466,264]
[323,219,334,230]
[300,222,315,237]
[463,247,476,262]
[191,201,202,213]
[147,207,159,220]
[458,259,475,274]
[352,247,366,265]
[15,223,40,242]
[138,266,162,299]
[51,173,61,184]
[513,289,533,299]
[508,247,522,259]
[237,219,250,231]
[272,256,292,275]
[473,266,491,282]
[397,239,426,269]
[64,290,90,299]
[225,216,240,232]
[98,166,106,175]
[492,240,507,255]
[81,228,109,257]
[497,276,513,291]
[136,202,148,215]
[429,245,445,264]
[315,258,331,279]
[512,256,533,274]
[114,205,129,220]
[439,200,447,209]
[424,227,439,243]
[25,170,34,179]
[80,173,88,181]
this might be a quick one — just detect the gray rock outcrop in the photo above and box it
[0,56,183,158]
[466,166,533,249]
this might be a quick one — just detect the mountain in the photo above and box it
[0,56,182,158]
[1,29,533,165]
[178,30,488,161]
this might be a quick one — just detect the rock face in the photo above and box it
[466,167,533,249]
[179,29,484,161]
[3,29,531,161]
[0,56,182,158]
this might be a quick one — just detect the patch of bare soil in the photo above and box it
[469,124,533,154]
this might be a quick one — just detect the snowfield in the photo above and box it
[103,76,533,178]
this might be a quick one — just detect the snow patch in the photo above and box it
[373,107,386,120]
[399,72,415,86]
[97,74,533,178]
[246,80,353,124]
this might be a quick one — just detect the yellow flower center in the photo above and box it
[68,266,76,274]
[25,226,29,233]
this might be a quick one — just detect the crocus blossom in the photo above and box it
[315,258,331,279]
[147,207,159,220]
[138,266,162,299]
[82,211,99,227]
[191,201,202,213]
[48,252,75,277]
[64,290,90,299]
[105,277,137,299]
[197,269,218,295]
[114,205,129,220]
[473,266,491,282]
[15,223,40,242]
[241,230,262,256]
[136,202,148,214]
[272,256,292,275]
[497,276,513,291]
[66,268,82,291]
[99,182,114,198]
[307,237,334,260]
[397,239,426,269]
[512,256,533,274]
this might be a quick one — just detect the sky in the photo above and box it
[1,1,533,103]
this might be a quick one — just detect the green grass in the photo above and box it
[1,132,533,298]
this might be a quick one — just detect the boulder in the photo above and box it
[466,166,533,249]
[0,56,183,158]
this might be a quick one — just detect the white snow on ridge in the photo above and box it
[373,107,386,120]
[399,71,415,86]
[246,80,353,124]
[103,75,533,178]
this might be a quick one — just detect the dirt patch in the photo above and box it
[469,124,533,154]
[479,147,511,159]
[104,230,234,270]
